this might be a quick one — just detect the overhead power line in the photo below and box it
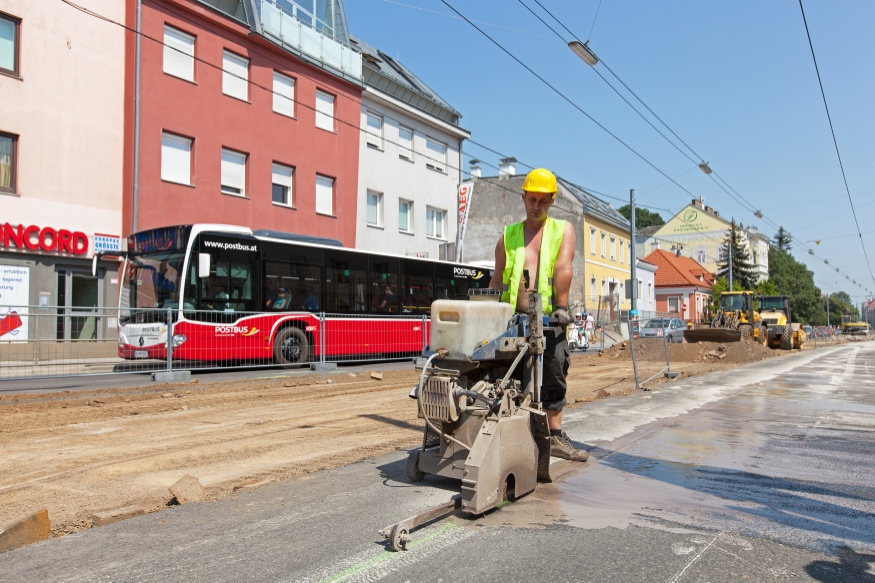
[521,0,872,293]
[797,0,875,287]
[439,0,699,200]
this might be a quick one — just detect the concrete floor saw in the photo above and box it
[380,274,554,551]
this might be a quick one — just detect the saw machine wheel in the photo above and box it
[389,524,411,552]
[406,449,426,482]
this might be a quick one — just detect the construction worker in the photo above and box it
[489,168,587,462]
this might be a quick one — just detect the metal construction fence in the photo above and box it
[0,305,430,381]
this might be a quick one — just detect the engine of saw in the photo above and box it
[407,278,553,516]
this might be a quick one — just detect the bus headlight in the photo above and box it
[172,334,187,347]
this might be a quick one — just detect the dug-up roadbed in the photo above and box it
[0,336,832,543]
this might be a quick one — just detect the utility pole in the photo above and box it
[826,292,830,327]
[629,189,637,312]
[728,227,734,290]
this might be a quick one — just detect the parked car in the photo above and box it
[641,318,685,343]
[802,325,813,338]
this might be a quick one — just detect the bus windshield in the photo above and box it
[121,250,187,312]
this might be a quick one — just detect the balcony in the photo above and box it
[260,0,362,83]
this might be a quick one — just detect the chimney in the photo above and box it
[469,159,482,179]
[499,157,517,177]
[692,197,704,209]
[704,205,714,214]
[713,210,719,218]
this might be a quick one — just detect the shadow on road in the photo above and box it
[805,546,875,582]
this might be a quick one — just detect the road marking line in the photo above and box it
[665,530,723,583]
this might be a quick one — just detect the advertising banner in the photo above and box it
[0,264,30,340]
[456,182,474,258]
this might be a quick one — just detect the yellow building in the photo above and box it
[559,180,634,317]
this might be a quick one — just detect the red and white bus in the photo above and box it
[113,224,491,365]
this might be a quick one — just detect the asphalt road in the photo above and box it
[2,342,873,582]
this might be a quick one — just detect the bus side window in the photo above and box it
[370,258,400,314]
[401,259,434,315]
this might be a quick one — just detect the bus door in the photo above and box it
[182,234,259,360]
[400,259,434,353]
[323,250,369,357]
[368,257,400,354]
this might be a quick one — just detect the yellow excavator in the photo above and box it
[840,314,868,335]
[684,291,764,343]
[758,295,805,350]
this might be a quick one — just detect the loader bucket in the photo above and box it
[683,328,742,343]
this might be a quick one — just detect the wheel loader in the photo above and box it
[758,295,805,350]
[684,291,764,343]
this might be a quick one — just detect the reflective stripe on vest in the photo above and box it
[500,217,566,315]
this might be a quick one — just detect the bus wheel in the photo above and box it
[274,327,310,365]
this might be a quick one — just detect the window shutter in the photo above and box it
[272,72,295,116]
[316,175,334,215]
[163,26,195,81]
[366,112,382,149]
[425,138,446,171]
[315,90,335,131]
[221,149,246,195]
[223,51,249,100]
[161,133,191,185]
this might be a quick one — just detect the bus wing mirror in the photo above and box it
[198,253,211,278]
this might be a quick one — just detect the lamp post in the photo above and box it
[629,189,637,312]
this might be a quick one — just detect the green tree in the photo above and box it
[772,226,792,252]
[618,205,665,229]
[757,279,778,296]
[717,220,757,290]
[767,248,821,324]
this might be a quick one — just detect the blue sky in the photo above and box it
[345,0,875,303]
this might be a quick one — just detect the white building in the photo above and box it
[635,259,658,314]
[351,37,469,260]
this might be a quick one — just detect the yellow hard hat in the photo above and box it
[522,168,557,196]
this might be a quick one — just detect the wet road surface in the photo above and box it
[1,342,874,582]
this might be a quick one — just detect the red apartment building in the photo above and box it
[643,249,714,322]
[124,0,363,245]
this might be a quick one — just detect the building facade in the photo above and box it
[634,259,658,315]
[1,0,125,342]
[352,36,469,259]
[124,0,363,246]
[639,198,769,284]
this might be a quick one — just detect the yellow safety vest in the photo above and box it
[500,217,566,315]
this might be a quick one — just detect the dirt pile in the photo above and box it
[594,338,778,365]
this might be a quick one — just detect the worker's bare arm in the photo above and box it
[553,223,575,308]
[489,235,505,289]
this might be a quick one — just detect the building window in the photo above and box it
[600,232,606,258]
[272,71,295,117]
[398,126,413,160]
[426,207,446,239]
[315,174,334,215]
[589,228,596,255]
[716,246,726,262]
[222,50,249,101]
[221,148,247,196]
[619,240,624,264]
[697,246,708,264]
[315,89,335,131]
[668,297,680,313]
[365,111,383,150]
[271,162,293,206]
[425,137,447,172]
[0,12,20,77]
[399,199,412,233]
[366,190,383,227]
[160,132,192,186]
[590,276,596,300]
[649,283,653,302]
[752,250,758,265]
[163,25,195,81]
[601,279,606,296]
[0,131,16,193]
[610,236,616,261]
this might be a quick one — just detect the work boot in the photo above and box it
[550,431,589,462]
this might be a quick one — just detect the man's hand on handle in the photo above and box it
[552,308,573,327]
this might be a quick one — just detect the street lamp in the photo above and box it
[569,40,599,66]
[698,162,713,175]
